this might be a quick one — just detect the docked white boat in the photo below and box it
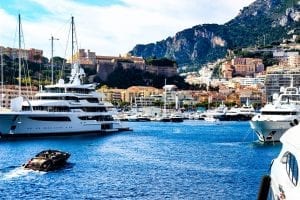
[201,102,227,120]
[257,124,300,200]
[204,116,219,122]
[0,16,130,138]
[250,82,300,143]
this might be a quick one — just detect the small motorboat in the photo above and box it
[23,149,70,172]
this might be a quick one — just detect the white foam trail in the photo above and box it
[2,167,30,180]
[2,167,46,180]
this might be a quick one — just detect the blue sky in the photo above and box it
[0,0,255,58]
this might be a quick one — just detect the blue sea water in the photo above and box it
[0,121,281,199]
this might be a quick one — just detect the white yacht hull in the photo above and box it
[262,125,300,199]
[250,115,298,142]
[0,112,126,138]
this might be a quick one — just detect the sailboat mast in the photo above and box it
[164,79,166,114]
[18,14,21,96]
[50,36,59,84]
[71,16,74,65]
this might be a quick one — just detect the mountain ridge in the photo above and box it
[129,0,300,70]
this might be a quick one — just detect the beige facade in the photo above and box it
[221,61,234,79]
[232,58,264,77]
[0,85,38,108]
[221,58,264,79]
[97,87,126,102]
[125,86,162,103]
[288,54,300,68]
[0,46,43,63]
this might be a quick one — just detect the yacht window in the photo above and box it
[284,152,299,186]
[78,115,113,121]
[22,106,70,112]
[85,98,99,103]
[65,96,79,101]
[78,107,107,112]
[261,111,297,115]
[67,88,91,94]
[29,116,71,121]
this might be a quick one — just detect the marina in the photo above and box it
[0,121,280,199]
[0,1,298,199]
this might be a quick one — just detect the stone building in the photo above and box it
[232,57,264,77]
[0,46,43,63]
[96,55,178,81]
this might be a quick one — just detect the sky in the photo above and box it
[0,0,255,59]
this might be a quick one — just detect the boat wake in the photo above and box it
[0,166,46,180]
[212,142,246,147]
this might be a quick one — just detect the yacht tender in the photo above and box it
[23,149,70,171]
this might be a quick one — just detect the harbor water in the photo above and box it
[0,121,281,199]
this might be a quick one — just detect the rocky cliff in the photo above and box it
[129,0,300,70]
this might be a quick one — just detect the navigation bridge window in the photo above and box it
[29,116,71,121]
[78,107,107,112]
[22,106,70,112]
[281,95,300,103]
[78,115,113,121]
[39,96,79,101]
[85,98,99,103]
[281,152,299,186]
[44,87,92,94]
[67,88,91,94]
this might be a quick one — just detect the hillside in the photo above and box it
[129,0,300,70]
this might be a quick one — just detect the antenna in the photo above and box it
[50,35,59,84]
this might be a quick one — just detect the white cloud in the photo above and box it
[0,0,255,58]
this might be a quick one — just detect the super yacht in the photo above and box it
[250,82,300,143]
[0,16,129,138]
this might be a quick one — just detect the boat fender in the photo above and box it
[290,122,294,127]
[294,119,298,125]
[257,175,271,200]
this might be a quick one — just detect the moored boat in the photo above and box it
[257,124,300,199]
[0,15,129,138]
[250,80,300,143]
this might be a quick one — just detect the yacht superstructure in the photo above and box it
[250,82,300,143]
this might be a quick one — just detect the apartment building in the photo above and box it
[0,85,38,108]
[288,54,300,68]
